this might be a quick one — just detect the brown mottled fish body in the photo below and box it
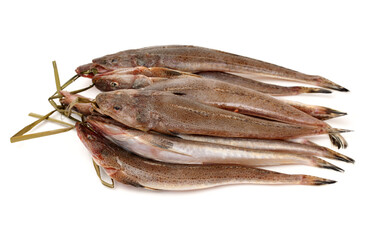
[89,45,347,91]
[95,89,330,140]
[76,122,336,190]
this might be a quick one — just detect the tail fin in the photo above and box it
[329,133,349,149]
[295,139,354,163]
[328,128,352,134]
[316,159,344,172]
[325,148,355,163]
[300,175,337,185]
[314,107,347,121]
[284,100,347,121]
[325,108,347,118]
[314,76,349,92]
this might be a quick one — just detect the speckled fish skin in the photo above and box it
[85,45,347,91]
[85,115,343,171]
[177,135,354,163]
[197,71,331,96]
[94,89,332,140]
[144,76,331,128]
[76,122,336,190]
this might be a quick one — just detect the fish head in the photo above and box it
[93,72,137,91]
[92,67,154,91]
[93,75,123,91]
[95,90,150,131]
[76,122,122,171]
[76,122,109,159]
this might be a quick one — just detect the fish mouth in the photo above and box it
[90,100,103,115]
[75,63,112,78]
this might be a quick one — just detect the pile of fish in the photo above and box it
[12,45,353,191]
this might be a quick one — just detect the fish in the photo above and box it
[85,115,343,171]
[197,71,331,96]
[93,89,346,142]
[76,45,348,91]
[143,77,348,148]
[76,122,337,190]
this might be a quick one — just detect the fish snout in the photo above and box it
[93,77,116,91]
[75,63,96,77]
[95,92,108,109]
[95,92,119,115]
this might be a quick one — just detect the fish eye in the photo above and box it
[87,134,96,141]
[113,105,122,111]
[111,59,117,63]
[110,81,119,88]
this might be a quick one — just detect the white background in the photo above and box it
[1,1,369,239]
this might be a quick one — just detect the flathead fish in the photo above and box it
[76,122,337,190]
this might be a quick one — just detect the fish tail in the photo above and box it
[315,158,344,172]
[295,139,354,163]
[300,175,337,185]
[299,104,347,120]
[327,127,351,149]
[328,128,352,134]
[313,76,349,92]
[314,107,347,120]
[320,146,354,163]
[329,132,349,149]
[283,100,347,120]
